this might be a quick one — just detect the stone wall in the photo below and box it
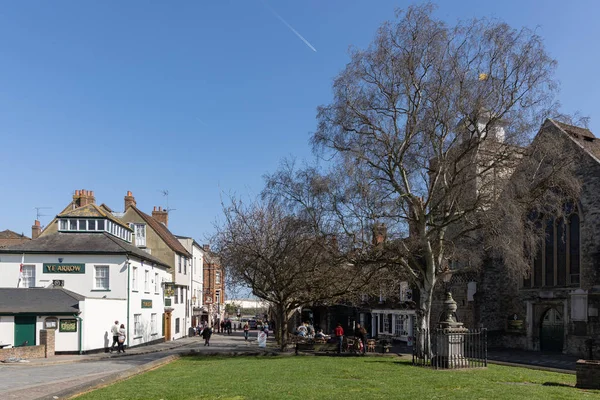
[0,344,46,361]
[576,359,600,389]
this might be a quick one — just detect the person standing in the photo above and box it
[110,320,120,353]
[334,323,344,354]
[202,325,213,346]
[243,323,250,341]
[117,324,126,353]
[355,323,367,355]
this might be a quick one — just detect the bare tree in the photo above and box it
[214,196,373,350]
[266,3,580,355]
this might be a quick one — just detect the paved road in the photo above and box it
[0,331,273,400]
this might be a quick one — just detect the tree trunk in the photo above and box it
[275,304,291,351]
[416,279,435,358]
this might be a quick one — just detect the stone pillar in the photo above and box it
[40,328,55,358]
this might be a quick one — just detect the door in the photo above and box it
[540,308,564,352]
[164,311,172,341]
[14,316,36,347]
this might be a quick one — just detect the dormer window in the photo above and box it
[58,218,132,242]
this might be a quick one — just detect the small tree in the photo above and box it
[214,197,372,350]
[266,3,580,356]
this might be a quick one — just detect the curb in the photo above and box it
[2,341,194,367]
[37,354,181,400]
[487,359,576,375]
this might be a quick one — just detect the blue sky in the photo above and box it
[1,0,598,242]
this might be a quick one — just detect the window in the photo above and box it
[97,219,105,231]
[527,211,580,289]
[134,314,141,336]
[70,220,77,230]
[94,266,109,290]
[178,255,182,273]
[155,273,159,293]
[132,267,138,290]
[134,224,146,247]
[144,270,149,292]
[88,220,96,231]
[175,318,180,334]
[151,313,157,335]
[59,219,68,230]
[184,258,187,275]
[174,286,179,304]
[78,219,86,230]
[21,265,35,288]
[215,271,220,284]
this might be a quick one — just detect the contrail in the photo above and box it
[261,1,317,52]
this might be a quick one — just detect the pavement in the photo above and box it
[0,330,278,400]
[0,330,585,399]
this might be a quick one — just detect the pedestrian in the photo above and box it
[201,325,213,346]
[243,323,249,341]
[117,324,126,353]
[110,320,120,353]
[220,320,225,334]
[354,323,367,355]
[334,322,344,354]
[226,319,232,335]
[263,321,269,338]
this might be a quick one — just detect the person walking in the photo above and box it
[243,323,250,341]
[354,323,367,355]
[117,324,126,353]
[334,322,344,354]
[201,325,213,346]
[110,320,120,353]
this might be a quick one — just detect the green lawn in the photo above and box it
[76,355,599,400]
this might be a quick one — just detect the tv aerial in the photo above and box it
[34,206,52,221]
[159,190,176,213]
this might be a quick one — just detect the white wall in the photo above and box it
[0,316,14,346]
[0,253,128,298]
[80,298,126,352]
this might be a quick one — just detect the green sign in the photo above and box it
[141,299,152,308]
[59,319,78,332]
[43,263,85,274]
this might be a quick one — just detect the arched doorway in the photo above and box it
[540,308,564,352]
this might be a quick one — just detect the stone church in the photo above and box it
[441,119,600,358]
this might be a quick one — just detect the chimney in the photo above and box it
[124,191,136,211]
[152,206,168,227]
[203,244,210,252]
[372,222,387,246]
[73,189,96,208]
[32,220,42,239]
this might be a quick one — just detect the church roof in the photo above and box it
[550,120,600,160]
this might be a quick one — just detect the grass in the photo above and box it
[75,355,599,400]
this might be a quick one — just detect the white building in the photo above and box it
[177,236,206,328]
[0,205,171,353]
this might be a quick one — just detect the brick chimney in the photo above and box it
[72,189,96,208]
[203,244,210,252]
[124,191,136,211]
[32,220,42,239]
[152,206,168,227]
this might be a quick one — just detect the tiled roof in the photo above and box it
[0,232,170,269]
[128,206,191,257]
[0,288,84,314]
[58,204,132,230]
[550,120,600,160]
[0,230,31,248]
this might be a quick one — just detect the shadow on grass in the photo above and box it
[542,382,575,388]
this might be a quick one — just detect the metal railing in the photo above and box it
[412,328,487,369]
